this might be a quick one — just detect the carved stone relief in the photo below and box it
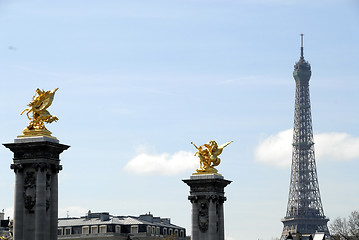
[198,201,209,232]
[23,171,36,211]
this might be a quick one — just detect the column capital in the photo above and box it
[207,195,218,202]
[206,195,227,203]
[219,196,227,204]
[188,196,198,203]
[33,162,49,172]
[51,164,62,173]
[10,163,23,173]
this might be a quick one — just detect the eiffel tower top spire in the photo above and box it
[294,34,311,84]
[301,33,304,58]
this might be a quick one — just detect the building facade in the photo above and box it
[58,211,187,240]
[0,211,10,238]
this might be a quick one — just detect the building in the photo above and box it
[280,35,330,240]
[58,211,187,240]
[0,210,11,239]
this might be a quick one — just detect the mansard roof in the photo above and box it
[58,212,184,229]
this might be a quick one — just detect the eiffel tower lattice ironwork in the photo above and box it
[280,35,330,240]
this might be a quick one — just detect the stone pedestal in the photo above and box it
[183,174,231,240]
[4,136,70,240]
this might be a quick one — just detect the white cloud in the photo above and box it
[254,129,293,168]
[124,151,198,176]
[315,132,359,161]
[254,129,359,168]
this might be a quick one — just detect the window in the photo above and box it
[180,230,184,237]
[91,226,98,234]
[115,225,121,233]
[152,226,156,235]
[174,229,178,237]
[82,226,89,235]
[163,228,167,235]
[147,226,151,234]
[99,225,107,234]
[156,227,160,236]
[169,229,173,236]
[57,228,63,236]
[65,227,72,235]
[130,225,138,234]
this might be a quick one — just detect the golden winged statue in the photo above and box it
[191,140,232,175]
[19,88,59,138]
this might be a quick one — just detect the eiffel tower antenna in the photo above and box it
[301,33,304,58]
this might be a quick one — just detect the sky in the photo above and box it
[0,1,358,239]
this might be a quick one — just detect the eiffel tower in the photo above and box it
[280,35,330,240]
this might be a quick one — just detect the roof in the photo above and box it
[58,213,184,229]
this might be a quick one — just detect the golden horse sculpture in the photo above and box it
[19,88,59,138]
[191,140,232,175]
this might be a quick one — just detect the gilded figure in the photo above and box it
[191,140,232,174]
[19,88,59,138]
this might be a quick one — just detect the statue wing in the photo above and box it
[218,141,233,150]
[36,88,58,111]
[209,141,232,157]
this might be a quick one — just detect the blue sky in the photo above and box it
[0,1,358,239]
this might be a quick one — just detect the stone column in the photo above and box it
[35,166,46,240]
[12,165,24,240]
[4,136,69,240]
[50,171,60,240]
[208,197,217,240]
[218,198,225,240]
[190,196,199,240]
[183,174,231,240]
